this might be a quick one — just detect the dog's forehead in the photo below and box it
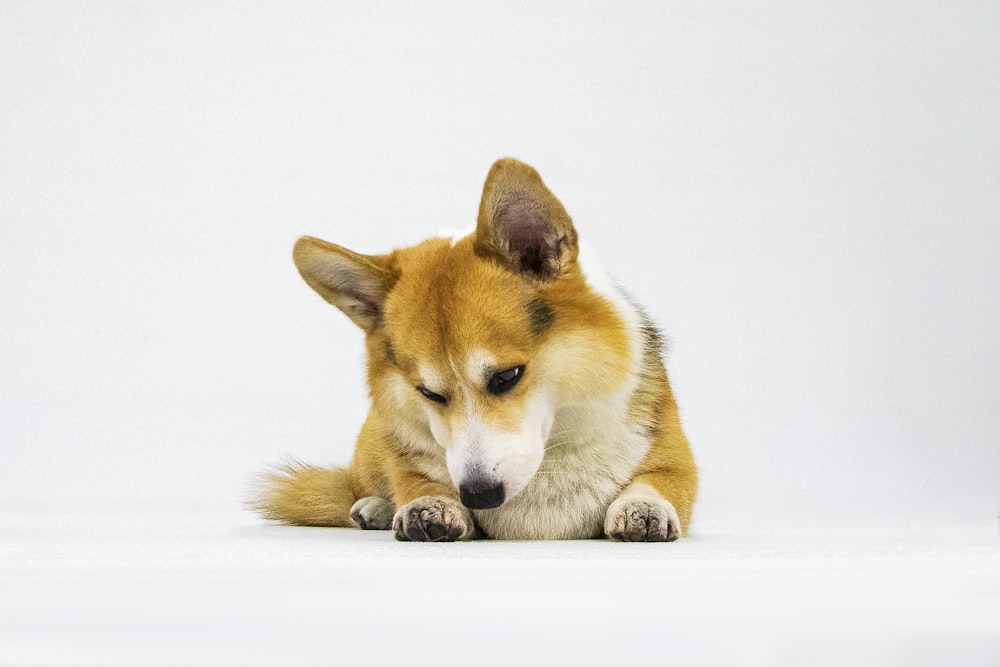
[386,241,536,355]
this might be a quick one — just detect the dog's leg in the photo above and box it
[605,470,697,542]
[388,471,475,542]
[608,376,698,541]
[349,496,395,530]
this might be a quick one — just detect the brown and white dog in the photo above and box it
[254,159,698,541]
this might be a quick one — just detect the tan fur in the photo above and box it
[252,464,356,527]
[254,158,698,541]
[628,349,699,533]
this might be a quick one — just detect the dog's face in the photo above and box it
[292,159,631,509]
[380,238,559,508]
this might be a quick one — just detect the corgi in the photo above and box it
[254,158,698,541]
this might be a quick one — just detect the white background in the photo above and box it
[3,4,999,666]
[2,2,997,522]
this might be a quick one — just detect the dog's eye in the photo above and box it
[416,386,447,404]
[487,365,525,395]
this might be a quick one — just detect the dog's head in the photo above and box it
[293,159,632,509]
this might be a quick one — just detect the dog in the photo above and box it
[254,158,698,541]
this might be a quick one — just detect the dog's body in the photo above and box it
[255,159,698,541]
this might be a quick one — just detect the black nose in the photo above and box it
[459,480,505,509]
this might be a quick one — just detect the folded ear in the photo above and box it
[473,158,578,281]
[292,236,397,332]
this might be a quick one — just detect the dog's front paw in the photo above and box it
[605,493,681,542]
[392,496,474,542]
[350,496,395,530]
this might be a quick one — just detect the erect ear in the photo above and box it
[473,158,579,281]
[292,236,397,332]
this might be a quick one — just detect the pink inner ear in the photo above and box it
[507,222,550,276]
[496,195,561,279]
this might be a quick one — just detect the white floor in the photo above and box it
[2,505,998,667]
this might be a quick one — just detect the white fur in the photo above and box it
[473,391,651,539]
[463,348,496,385]
[576,241,643,376]
[618,481,662,500]
[440,389,553,500]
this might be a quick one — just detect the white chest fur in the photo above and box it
[472,391,651,540]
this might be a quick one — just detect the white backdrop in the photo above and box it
[2,2,997,524]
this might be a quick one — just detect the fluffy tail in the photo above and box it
[251,462,357,527]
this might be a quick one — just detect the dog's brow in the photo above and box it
[464,349,496,385]
[419,364,446,392]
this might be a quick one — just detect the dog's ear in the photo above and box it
[292,236,397,332]
[473,158,579,281]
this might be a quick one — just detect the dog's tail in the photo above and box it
[251,462,356,527]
